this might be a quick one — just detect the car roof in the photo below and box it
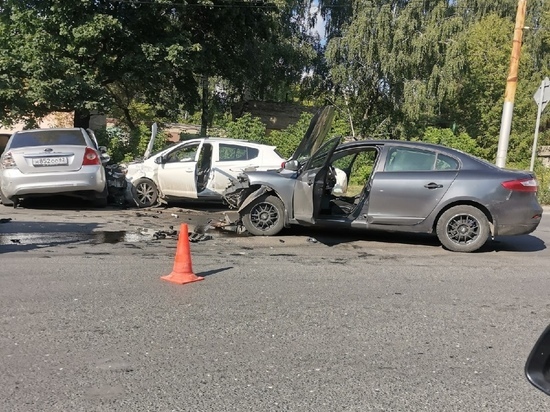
[13,128,85,134]
[181,137,276,148]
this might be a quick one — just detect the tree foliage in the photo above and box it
[319,0,550,166]
[0,0,316,130]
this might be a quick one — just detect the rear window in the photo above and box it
[9,130,86,149]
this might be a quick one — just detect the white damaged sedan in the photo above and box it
[125,137,285,207]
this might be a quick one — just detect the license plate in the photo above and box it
[32,157,69,167]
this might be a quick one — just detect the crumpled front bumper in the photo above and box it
[222,173,251,209]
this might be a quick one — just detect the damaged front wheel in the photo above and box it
[242,194,284,236]
[132,178,158,208]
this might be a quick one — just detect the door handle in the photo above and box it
[424,182,443,189]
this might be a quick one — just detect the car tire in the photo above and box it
[0,190,13,207]
[242,194,285,236]
[92,186,109,208]
[132,178,158,208]
[436,205,490,253]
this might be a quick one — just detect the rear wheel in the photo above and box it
[132,178,158,208]
[242,194,285,236]
[0,190,13,207]
[436,205,490,253]
[92,186,109,208]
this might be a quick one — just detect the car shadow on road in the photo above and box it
[278,226,546,253]
[11,196,123,211]
[0,220,100,254]
[485,235,546,253]
[282,226,442,248]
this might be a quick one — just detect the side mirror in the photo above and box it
[525,324,550,395]
[98,146,108,154]
[284,160,300,171]
[154,155,165,164]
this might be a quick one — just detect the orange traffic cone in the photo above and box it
[161,223,204,285]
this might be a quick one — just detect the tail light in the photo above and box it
[82,147,101,166]
[281,161,286,168]
[501,178,538,192]
[1,152,16,169]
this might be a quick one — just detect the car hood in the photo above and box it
[243,168,296,183]
[143,122,158,160]
[289,106,336,163]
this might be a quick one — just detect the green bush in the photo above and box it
[534,163,550,205]
[416,127,483,157]
[224,113,266,142]
[259,112,314,159]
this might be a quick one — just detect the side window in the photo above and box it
[385,148,436,171]
[165,143,199,163]
[219,144,259,161]
[435,153,459,170]
[331,148,378,197]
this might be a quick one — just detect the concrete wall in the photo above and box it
[0,112,106,134]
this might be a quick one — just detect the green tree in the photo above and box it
[322,1,520,139]
[0,0,317,132]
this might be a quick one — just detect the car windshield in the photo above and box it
[10,130,86,149]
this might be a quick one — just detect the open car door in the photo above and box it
[293,137,342,224]
[157,140,205,199]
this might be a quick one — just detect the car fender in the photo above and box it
[238,185,290,227]
[428,196,495,234]
[238,186,271,211]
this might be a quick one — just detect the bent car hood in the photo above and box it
[289,106,336,163]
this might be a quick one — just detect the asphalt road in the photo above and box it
[1,198,550,411]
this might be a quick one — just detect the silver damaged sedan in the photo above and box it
[224,107,543,252]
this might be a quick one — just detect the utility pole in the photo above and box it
[495,0,527,168]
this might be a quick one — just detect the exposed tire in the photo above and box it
[0,190,13,207]
[93,186,109,208]
[436,205,490,253]
[132,178,158,208]
[241,194,285,236]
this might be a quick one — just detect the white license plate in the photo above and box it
[32,157,69,167]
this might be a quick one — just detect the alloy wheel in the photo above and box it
[445,213,480,246]
[250,202,280,232]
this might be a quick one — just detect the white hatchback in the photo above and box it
[125,137,285,207]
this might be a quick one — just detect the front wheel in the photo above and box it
[132,178,158,208]
[436,205,490,253]
[241,195,285,236]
